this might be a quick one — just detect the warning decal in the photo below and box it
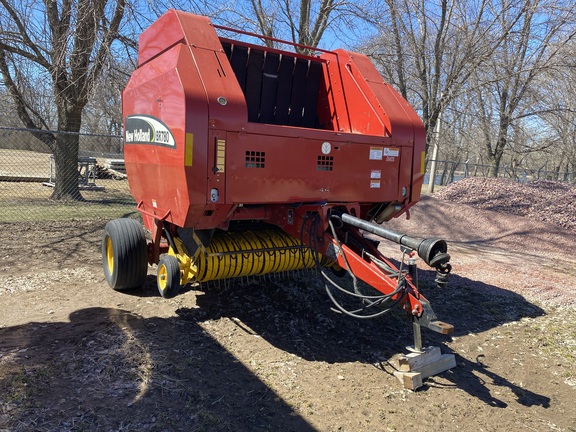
[384,147,399,157]
[369,147,383,160]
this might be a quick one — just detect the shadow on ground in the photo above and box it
[0,307,315,432]
[181,268,549,409]
[0,256,549,431]
[183,269,545,361]
[409,349,552,409]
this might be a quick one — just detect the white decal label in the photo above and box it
[371,170,381,179]
[125,115,176,147]
[369,147,383,160]
[384,147,399,157]
[370,180,381,188]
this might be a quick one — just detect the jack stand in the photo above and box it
[408,322,423,353]
[393,323,456,390]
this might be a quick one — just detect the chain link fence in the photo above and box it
[0,126,136,222]
[3,126,574,222]
[425,159,575,187]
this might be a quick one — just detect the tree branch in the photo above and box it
[0,50,54,144]
[0,0,51,69]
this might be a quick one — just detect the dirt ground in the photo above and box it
[1,195,575,432]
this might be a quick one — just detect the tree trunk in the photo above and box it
[487,114,511,177]
[50,133,83,201]
[488,153,502,177]
[448,161,458,184]
[440,161,448,185]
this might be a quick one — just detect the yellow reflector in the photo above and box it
[185,133,193,166]
[420,151,426,174]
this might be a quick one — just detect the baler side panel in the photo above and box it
[137,10,186,66]
[326,50,413,204]
[338,50,426,203]
[124,45,187,226]
[190,47,249,132]
[321,52,390,137]
[226,130,400,204]
[313,49,426,205]
[123,42,211,229]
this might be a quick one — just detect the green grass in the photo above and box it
[2,364,55,407]
[0,179,138,222]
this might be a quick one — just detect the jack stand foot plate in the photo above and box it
[393,346,456,390]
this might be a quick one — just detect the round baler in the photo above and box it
[102,10,453,341]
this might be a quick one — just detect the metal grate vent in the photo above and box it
[245,151,266,168]
[317,155,334,171]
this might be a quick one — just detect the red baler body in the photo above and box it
[123,10,426,234]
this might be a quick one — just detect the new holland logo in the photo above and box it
[125,115,175,147]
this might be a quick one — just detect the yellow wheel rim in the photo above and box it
[158,264,168,290]
[106,236,114,273]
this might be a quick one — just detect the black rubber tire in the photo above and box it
[157,255,181,299]
[330,265,348,278]
[102,218,148,291]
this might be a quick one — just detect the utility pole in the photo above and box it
[428,101,443,193]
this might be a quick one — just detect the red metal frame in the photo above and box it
[272,204,427,318]
[217,36,331,62]
[213,25,335,56]
[326,236,425,316]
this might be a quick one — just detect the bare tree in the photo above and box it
[366,1,484,148]
[211,0,364,53]
[364,0,576,177]
[280,0,338,52]
[83,59,134,137]
[364,0,526,163]
[0,0,127,200]
[0,87,25,127]
[536,40,576,182]
[477,0,576,177]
